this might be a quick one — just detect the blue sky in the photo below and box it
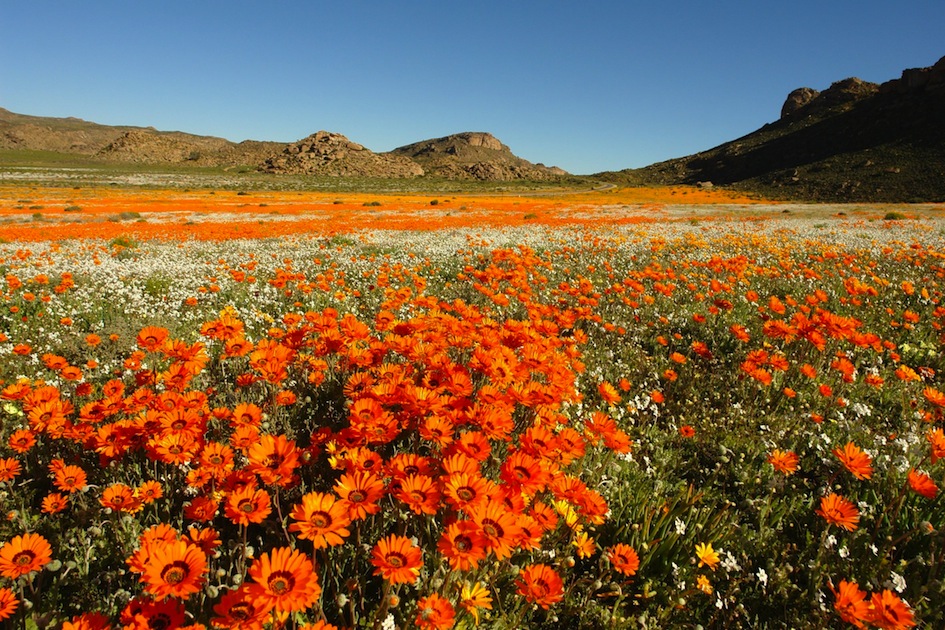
[2,2,943,174]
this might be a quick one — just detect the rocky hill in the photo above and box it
[259,131,424,178]
[388,132,567,181]
[603,55,945,201]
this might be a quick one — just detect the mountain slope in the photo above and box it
[604,56,945,202]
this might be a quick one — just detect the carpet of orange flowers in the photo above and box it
[0,184,942,629]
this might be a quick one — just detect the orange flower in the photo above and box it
[679,425,695,438]
[928,428,945,464]
[499,451,550,496]
[443,471,492,512]
[0,587,18,622]
[139,539,208,601]
[212,585,274,630]
[53,464,88,494]
[41,493,69,514]
[335,470,385,520]
[833,442,873,480]
[184,496,219,522]
[597,381,621,404]
[907,469,938,499]
[371,534,423,584]
[816,493,860,531]
[606,543,640,577]
[246,546,321,613]
[7,428,36,453]
[247,434,299,487]
[0,458,21,483]
[864,589,916,629]
[224,486,272,526]
[288,491,351,549]
[924,386,945,408]
[470,500,523,560]
[137,480,164,504]
[415,592,455,629]
[394,473,441,515]
[768,449,799,475]
[516,564,564,609]
[0,532,53,578]
[137,325,170,352]
[831,579,869,628]
[100,483,141,513]
[437,520,488,571]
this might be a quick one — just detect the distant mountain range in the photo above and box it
[2,54,944,199]
[0,108,566,182]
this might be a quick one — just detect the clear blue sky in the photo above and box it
[2,2,943,174]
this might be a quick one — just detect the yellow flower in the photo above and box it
[572,531,596,559]
[697,574,713,594]
[459,581,493,625]
[695,542,720,571]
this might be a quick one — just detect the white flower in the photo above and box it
[381,613,396,630]
[889,571,906,593]
[674,518,687,535]
[721,552,741,572]
[756,568,768,587]
[838,546,849,559]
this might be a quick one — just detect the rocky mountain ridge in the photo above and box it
[604,55,945,201]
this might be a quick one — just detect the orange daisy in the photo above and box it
[927,428,945,464]
[394,473,441,515]
[288,491,352,549]
[211,585,274,630]
[442,471,492,512]
[100,483,141,513]
[224,486,272,526]
[41,492,69,514]
[831,579,869,628]
[370,534,422,585]
[247,434,299,487]
[469,500,522,560]
[7,428,36,454]
[0,587,18,622]
[415,592,455,629]
[816,493,860,531]
[246,546,321,613]
[606,543,640,577]
[0,532,53,578]
[907,469,938,499]
[53,464,88,494]
[139,539,208,601]
[516,563,564,609]
[833,442,873,480]
[864,589,916,629]
[0,457,23,483]
[334,470,385,520]
[437,520,488,571]
[767,449,799,475]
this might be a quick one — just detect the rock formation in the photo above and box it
[259,131,424,178]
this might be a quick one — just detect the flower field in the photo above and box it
[0,184,942,629]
